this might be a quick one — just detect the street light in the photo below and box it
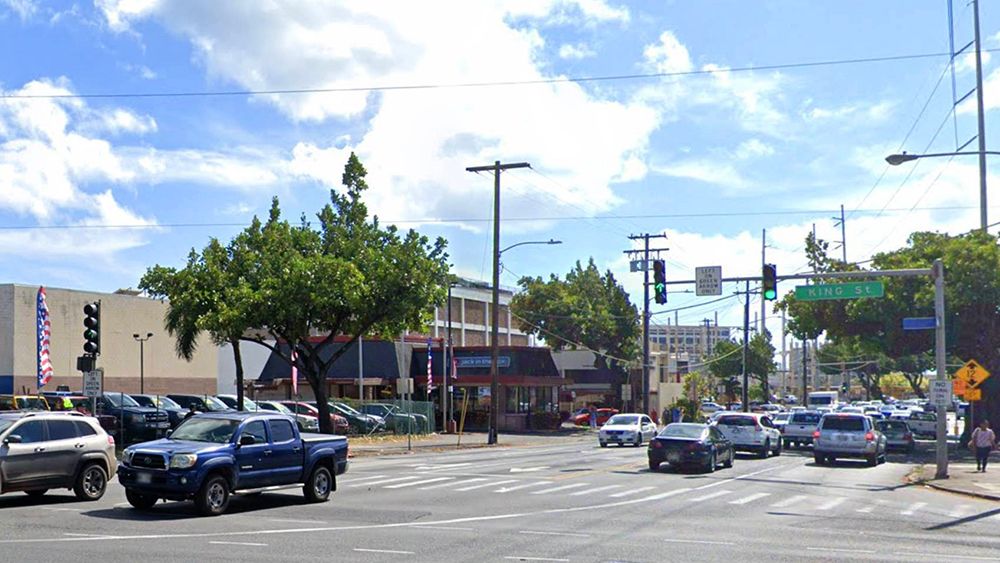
[133,332,153,394]
[885,150,1000,229]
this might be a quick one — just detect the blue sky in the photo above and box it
[1,0,998,335]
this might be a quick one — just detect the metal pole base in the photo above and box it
[487,428,498,445]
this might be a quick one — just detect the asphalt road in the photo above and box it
[1,436,998,562]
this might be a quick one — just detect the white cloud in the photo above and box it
[954,50,990,74]
[1,0,36,21]
[85,108,158,135]
[650,160,747,190]
[642,31,693,74]
[734,138,774,160]
[558,42,596,60]
[803,100,894,123]
[95,1,658,229]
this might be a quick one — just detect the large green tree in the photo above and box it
[141,153,449,432]
[511,259,639,375]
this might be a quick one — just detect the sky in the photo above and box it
[1,0,999,345]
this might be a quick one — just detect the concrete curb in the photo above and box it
[908,464,1000,502]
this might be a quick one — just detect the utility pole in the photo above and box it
[833,204,847,263]
[973,0,989,230]
[465,160,530,445]
[624,233,668,415]
[741,280,750,412]
[801,338,808,404]
[445,282,454,432]
[760,229,766,339]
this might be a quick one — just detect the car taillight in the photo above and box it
[865,432,875,441]
[685,443,704,452]
[812,430,821,439]
[107,435,115,446]
[903,432,913,440]
[650,440,662,449]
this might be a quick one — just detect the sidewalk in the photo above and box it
[349,426,592,457]
[912,452,1000,501]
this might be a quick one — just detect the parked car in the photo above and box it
[0,411,114,501]
[813,413,887,466]
[118,412,348,516]
[712,413,782,458]
[0,395,50,411]
[358,403,428,433]
[875,419,915,453]
[647,422,734,473]
[327,402,385,434]
[699,402,724,414]
[598,414,658,447]
[782,410,821,449]
[96,393,172,443]
[130,394,187,428]
[254,400,321,433]
[571,407,619,426]
[166,394,233,414]
[280,401,350,434]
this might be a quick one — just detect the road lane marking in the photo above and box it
[531,483,590,495]
[817,497,846,511]
[337,474,387,484]
[210,541,267,547]
[420,478,486,491]
[949,505,971,518]
[385,477,453,489]
[807,547,875,554]
[411,526,475,531]
[41,508,82,512]
[894,553,1000,561]
[355,548,415,555]
[900,502,927,516]
[729,492,770,505]
[349,476,421,488]
[770,494,807,508]
[267,518,326,525]
[504,557,569,562]
[856,505,876,514]
[688,489,731,503]
[495,481,551,493]
[608,486,655,498]
[519,530,589,538]
[663,539,735,546]
[459,479,519,491]
[64,533,112,538]
[568,485,621,496]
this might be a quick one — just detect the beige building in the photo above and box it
[0,284,217,395]
[426,277,531,347]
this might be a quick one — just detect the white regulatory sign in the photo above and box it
[695,266,723,296]
[83,368,103,398]
[929,380,952,407]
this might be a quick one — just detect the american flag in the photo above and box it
[426,337,434,392]
[452,356,458,381]
[290,346,298,395]
[36,287,53,389]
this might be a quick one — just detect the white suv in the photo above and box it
[712,413,782,458]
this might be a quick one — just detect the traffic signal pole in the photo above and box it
[625,234,668,415]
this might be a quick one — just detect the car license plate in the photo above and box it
[136,472,152,484]
[667,453,681,463]
[837,435,849,442]
[157,422,170,429]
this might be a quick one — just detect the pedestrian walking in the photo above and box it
[970,420,997,472]
[589,404,597,429]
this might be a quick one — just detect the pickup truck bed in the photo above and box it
[118,412,348,516]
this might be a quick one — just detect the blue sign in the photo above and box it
[902,317,936,331]
[456,356,511,368]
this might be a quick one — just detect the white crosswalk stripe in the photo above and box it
[384,477,453,489]
[688,490,731,503]
[817,497,846,511]
[494,481,551,493]
[420,478,487,491]
[531,483,590,495]
[350,476,421,488]
[459,479,519,491]
[729,493,770,505]
[770,494,808,509]
[569,485,622,496]
[949,505,971,518]
[609,486,655,498]
[900,502,927,516]
[338,474,387,485]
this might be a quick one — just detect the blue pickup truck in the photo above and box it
[117,412,348,516]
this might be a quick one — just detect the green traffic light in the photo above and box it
[764,289,777,300]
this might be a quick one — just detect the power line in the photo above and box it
[1,50,991,102]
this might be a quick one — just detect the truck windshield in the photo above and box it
[104,394,140,408]
[170,419,240,443]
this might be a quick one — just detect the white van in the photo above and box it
[807,391,838,409]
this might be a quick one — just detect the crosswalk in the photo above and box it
[338,471,1000,526]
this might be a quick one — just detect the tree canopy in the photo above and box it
[510,259,639,376]
[141,153,449,432]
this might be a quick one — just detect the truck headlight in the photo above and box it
[130,414,147,423]
[169,453,197,469]
[122,449,135,464]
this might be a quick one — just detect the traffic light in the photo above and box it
[83,302,100,355]
[762,263,777,301]
[653,259,667,304]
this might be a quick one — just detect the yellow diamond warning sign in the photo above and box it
[954,359,991,389]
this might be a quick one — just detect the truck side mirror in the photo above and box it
[239,435,256,446]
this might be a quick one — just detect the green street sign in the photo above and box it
[794,281,884,301]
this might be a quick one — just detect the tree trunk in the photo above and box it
[233,338,245,411]
[311,373,333,434]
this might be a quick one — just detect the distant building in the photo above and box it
[426,277,532,347]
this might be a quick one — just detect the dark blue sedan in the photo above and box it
[648,423,735,473]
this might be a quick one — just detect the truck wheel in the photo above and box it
[195,475,230,516]
[73,463,108,501]
[303,466,332,503]
[125,489,158,510]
